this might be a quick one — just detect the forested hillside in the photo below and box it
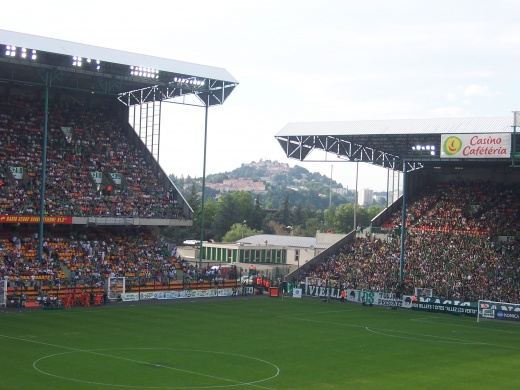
[165,160,385,243]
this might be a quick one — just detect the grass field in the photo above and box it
[1,295,519,389]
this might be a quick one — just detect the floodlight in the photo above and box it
[129,65,160,79]
[170,76,205,88]
[72,56,83,67]
[5,45,16,56]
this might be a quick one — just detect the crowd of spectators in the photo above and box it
[0,95,183,219]
[1,226,184,291]
[1,224,241,297]
[302,179,520,303]
[383,180,520,236]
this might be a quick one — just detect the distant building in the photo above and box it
[358,188,374,206]
[331,187,349,196]
[244,160,290,172]
[206,178,267,194]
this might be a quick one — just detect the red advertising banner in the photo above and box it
[0,215,73,224]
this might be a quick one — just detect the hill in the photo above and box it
[171,159,365,210]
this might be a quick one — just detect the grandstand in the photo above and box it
[1,28,518,312]
[276,116,520,306]
[0,29,239,306]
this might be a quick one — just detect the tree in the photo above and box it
[324,207,336,232]
[211,191,255,241]
[291,202,305,227]
[274,194,291,225]
[213,194,237,241]
[264,220,288,235]
[202,199,219,240]
[367,205,383,220]
[249,195,265,231]
[229,191,255,222]
[334,203,355,233]
[355,207,370,229]
[221,223,263,242]
[301,217,325,237]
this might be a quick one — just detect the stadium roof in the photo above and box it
[237,234,327,249]
[277,117,512,137]
[0,29,238,106]
[275,116,518,172]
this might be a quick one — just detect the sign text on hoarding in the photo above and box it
[0,215,72,224]
[441,133,511,159]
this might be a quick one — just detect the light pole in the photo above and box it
[241,220,247,239]
[354,159,359,233]
[296,255,300,287]
[329,165,333,209]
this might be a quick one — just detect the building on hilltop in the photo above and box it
[206,178,267,194]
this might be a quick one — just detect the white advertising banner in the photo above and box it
[440,133,511,158]
[121,293,139,302]
[157,291,186,300]
[123,288,237,302]
[140,291,158,300]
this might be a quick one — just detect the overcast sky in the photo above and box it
[2,0,520,192]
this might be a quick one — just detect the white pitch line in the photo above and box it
[278,316,368,330]
[277,308,361,318]
[0,334,279,389]
[364,327,520,349]
[411,318,520,334]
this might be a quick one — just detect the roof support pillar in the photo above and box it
[199,97,210,268]
[37,73,50,264]
[399,162,408,283]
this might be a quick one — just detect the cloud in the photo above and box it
[462,84,495,97]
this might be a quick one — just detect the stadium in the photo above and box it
[0,29,519,389]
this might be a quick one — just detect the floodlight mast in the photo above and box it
[37,74,50,264]
[399,161,408,284]
[199,97,210,269]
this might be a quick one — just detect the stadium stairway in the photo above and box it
[60,263,71,279]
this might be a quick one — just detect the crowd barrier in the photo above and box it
[304,284,480,316]
[120,286,254,302]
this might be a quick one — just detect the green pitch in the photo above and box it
[0,296,519,389]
